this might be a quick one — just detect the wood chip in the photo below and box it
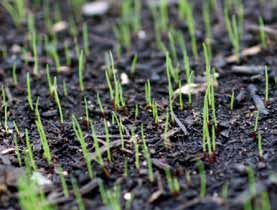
[82,1,110,16]
[231,65,265,75]
[226,45,261,63]
[152,158,171,171]
[52,21,68,33]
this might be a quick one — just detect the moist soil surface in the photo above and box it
[0,0,277,210]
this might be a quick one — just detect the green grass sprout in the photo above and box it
[141,124,154,182]
[53,83,64,125]
[71,177,85,210]
[90,122,104,166]
[56,165,69,198]
[230,90,235,110]
[104,120,112,162]
[13,134,22,166]
[259,16,268,48]
[72,115,94,178]
[224,6,240,61]
[165,168,180,195]
[179,0,198,59]
[1,0,26,27]
[12,64,18,86]
[25,129,37,171]
[265,65,269,103]
[79,50,85,92]
[35,103,52,164]
[26,73,34,111]
[197,160,206,199]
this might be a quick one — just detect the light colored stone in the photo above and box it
[82,1,110,16]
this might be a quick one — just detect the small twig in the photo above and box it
[172,112,189,136]
[247,84,268,115]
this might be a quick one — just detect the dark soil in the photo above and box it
[0,0,277,210]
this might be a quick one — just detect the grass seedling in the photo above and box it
[64,41,72,66]
[124,158,128,177]
[72,115,93,178]
[131,128,140,170]
[25,129,37,171]
[0,45,8,58]
[78,50,85,92]
[84,97,90,125]
[178,81,184,110]
[150,6,163,49]
[247,166,256,195]
[12,64,18,86]
[113,23,131,51]
[28,12,36,32]
[202,92,212,159]
[100,184,122,210]
[13,120,20,135]
[104,120,112,162]
[90,122,104,166]
[225,0,244,36]
[32,31,39,76]
[97,93,105,117]
[46,65,57,96]
[166,53,174,122]
[254,110,260,133]
[54,3,62,22]
[183,45,193,106]
[166,52,180,85]
[13,134,22,166]
[106,70,114,101]
[160,0,168,32]
[105,53,125,110]
[73,36,81,57]
[265,66,269,103]
[168,31,178,65]
[230,90,235,110]
[18,175,56,210]
[2,85,8,133]
[165,168,180,195]
[259,191,272,210]
[1,0,26,27]
[63,80,68,97]
[43,1,52,31]
[257,132,263,159]
[259,16,268,49]
[114,113,125,150]
[53,84,64,125]
[145,80,152,107]
[197,160,206,199]
[221,182,229,200]
[179,0,198,59]
[56,166,69,198]
[244,166,255,210]
[152,101,159,124]
[203,44,217,127]
[211,125,216,153]
[134,0,141,33]
[51,49,61,73]
[26,73,34,111]
[130,54,138,76]
[135,104,139,120]
[202,0,212,45]
[164,109,170,147]
[35,102,52,164]
[120,0,141,33]
[224,6,240,60]
[71,177,85,210]
[141,125,154,182]
[82,23,90,56]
